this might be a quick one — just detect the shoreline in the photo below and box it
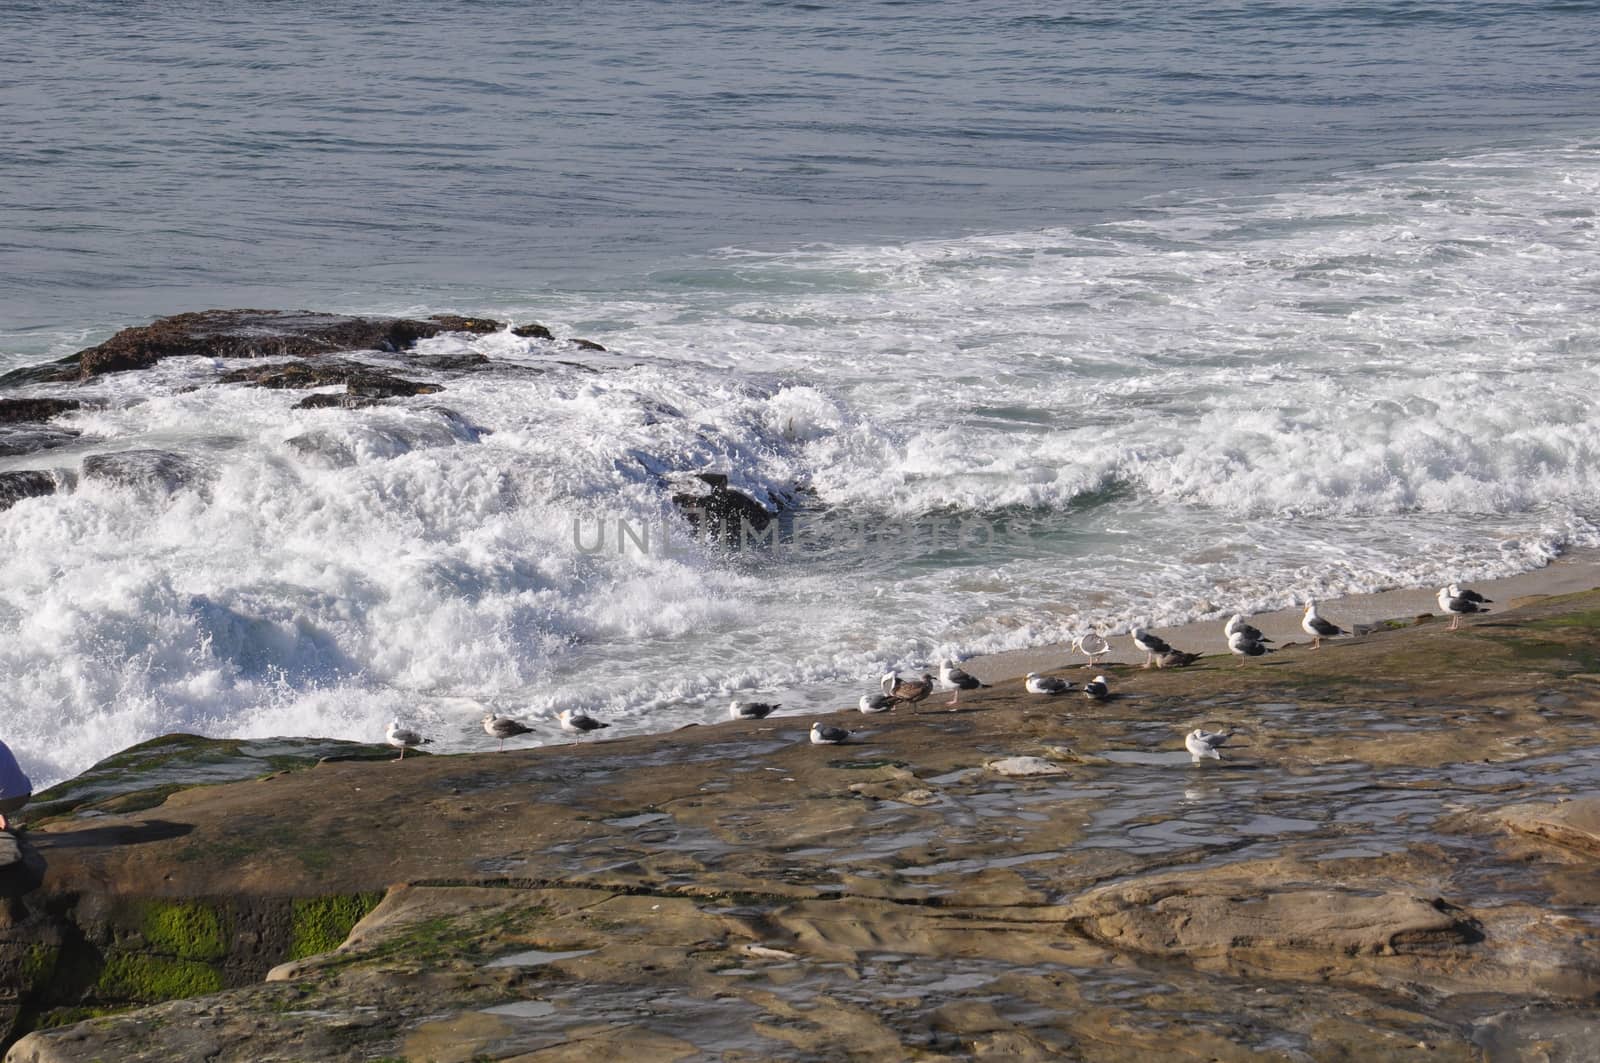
[966,545,1600,681]
[6,587,1600,1058]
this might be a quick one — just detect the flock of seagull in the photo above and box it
[384,584,1494,765]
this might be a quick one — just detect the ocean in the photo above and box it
[3,0,1598,787]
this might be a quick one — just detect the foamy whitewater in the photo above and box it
[5,140,1600,786]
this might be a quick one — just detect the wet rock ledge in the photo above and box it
[0,310,563,387]
[4,594,1600,1060]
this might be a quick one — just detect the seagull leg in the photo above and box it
[1449,615,1460,631]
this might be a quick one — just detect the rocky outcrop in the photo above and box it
[217,360,442,410]
[671,472,779,545]
[0,472,56,512]
[0,400,79,424]
[5,593,1600,1060]
[0,311,567,387]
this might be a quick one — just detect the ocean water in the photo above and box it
[3,1,1598,787]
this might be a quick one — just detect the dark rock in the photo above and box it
[402,352,491,372]
[0,424,79,458]
[67,310,505,380]
[510,323,554,340]
[81,450,198,494]
[0,399,80,424]
[292,393,385,411]
[219,361,442,403]
[0,357,82,388]
[570,338,607,351]
[672,473,776,546]
[0,470,57,511]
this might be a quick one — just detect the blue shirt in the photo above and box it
[0,741,32,800]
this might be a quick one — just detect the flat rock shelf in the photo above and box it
[3,592,1600,1060]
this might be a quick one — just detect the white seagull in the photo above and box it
[730,699,780,720]
[1072,632,1110,666]
[1438,584,1492,631]
[858,692,898,713]
[557,708,610,738]
[1223,613,1272,644]
[1025,672,1072,695]
[482,712,534,750]
[810,721,851,745]
[1130,627,1173,668]
[1301,599,1348,649]
[1083,675,1111,701]
[1185,728,1233,763]
[938,658,986,706]
[386,719,432,761]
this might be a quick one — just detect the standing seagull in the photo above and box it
[1072,632,1110,667]
[1223,614,1272,644]
[1438,584,1492,631]
[882,672,935,712]
[1301,600,1348,650]
[938,658,986,706]
[1025,672,1072,695]
[1227,630,1273,663]
[1083,675,1111,701]
[810,721,851,745]
[1130,628,1173,669]
[1185,728,1233,763]
[557,709,610,739]
[386,719,431,761]
[730,699,780,720]
[858,692,899,713]
[482,712,534,751]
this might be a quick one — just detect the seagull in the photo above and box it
[882,671,935,711]
[1223,613,1272,644]
[1131,627,1173,668]
[810,721,851,745]
[482,712,534,750]
[1438,584,1492,631]
[938,658,986,706]
[1072,632,1110,666]
[1155,649,1202,669]
[386,719,431,761]
[730,699,779,720]
[1185,728,1233,763]
[1083,675,1111,701]
[1025,672,1072,695]
[858,692,899,713]
[1227,630,1273,662]
[557,708,609,738]
[1301,599,1348,649]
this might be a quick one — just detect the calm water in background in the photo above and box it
[4,0,1595,346]
[3,1,1599,786]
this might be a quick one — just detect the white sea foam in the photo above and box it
[4,140,1600,786]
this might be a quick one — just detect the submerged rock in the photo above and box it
[671,472,779,545]
[81,450,199,494]
[0,470,57,511]
[0,424,79,458]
